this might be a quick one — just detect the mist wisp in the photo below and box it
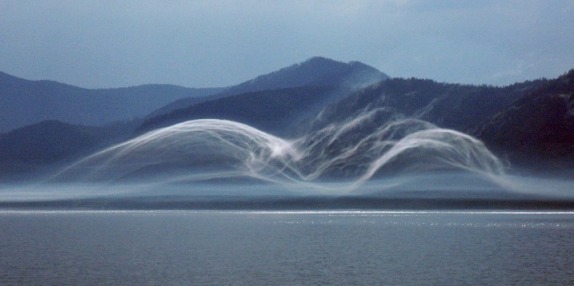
[44,116,523,196]
[0,112,571,206]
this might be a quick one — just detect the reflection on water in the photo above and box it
[1,211,573,285]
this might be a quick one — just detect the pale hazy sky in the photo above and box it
[1,0,573,88]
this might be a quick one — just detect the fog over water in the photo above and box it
[0,116,569,204]
[51,118,501,185]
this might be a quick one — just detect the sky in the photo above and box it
[1,0,573,88]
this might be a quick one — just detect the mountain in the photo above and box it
[139,86,339,135]
[305,78,544,133]
[0,57,387,177]
[478,70,574,168]
[0,71,223,132]
[224,56,388,94]
[146,57,388,119]
[0,120,137,177]
[302,71,574,170]
[2,57,573,179]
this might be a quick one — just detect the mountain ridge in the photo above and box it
[1,58,573,179]
[138,86,341,135]
[146,57,388,119]
[226,56,388,93]
[0,71,223,132]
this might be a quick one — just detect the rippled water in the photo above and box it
[1,210,573,285]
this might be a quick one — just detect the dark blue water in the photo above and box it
[1,210,573,285]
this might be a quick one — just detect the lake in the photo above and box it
[1,210,573,285]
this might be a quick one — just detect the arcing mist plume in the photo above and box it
[53,120,303,184]
[3,60,574,205]
[295,114,503,182]
[53,116,505,194]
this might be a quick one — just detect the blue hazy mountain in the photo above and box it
[147,57,389,119]
[224,56,388,94]
[0,120,139,177]
[303,71,573,170]
[1,57,573,181]
[478,69,574,169]
[0,71,223,132]
[1,57,387,176]
[139,86,339,135]
[304,78,541,133]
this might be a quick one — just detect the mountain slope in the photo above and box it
[0,57,388,178]
[139,86,339,136]
[3,59,573,179]
[147,57,388,119]
[0,120,139,177]
[0,71,223,132]
[478,70,574,168]
[225,56,388,94]
[305,78,542,133]
[301,71,574,170]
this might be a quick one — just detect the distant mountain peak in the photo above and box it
[296,56,379,73]
[0,71,222,132]
[145,57,391,121]
[224,56,389,95]
[300,56,345,66]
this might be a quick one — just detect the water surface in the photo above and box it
[1,210,573,285]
